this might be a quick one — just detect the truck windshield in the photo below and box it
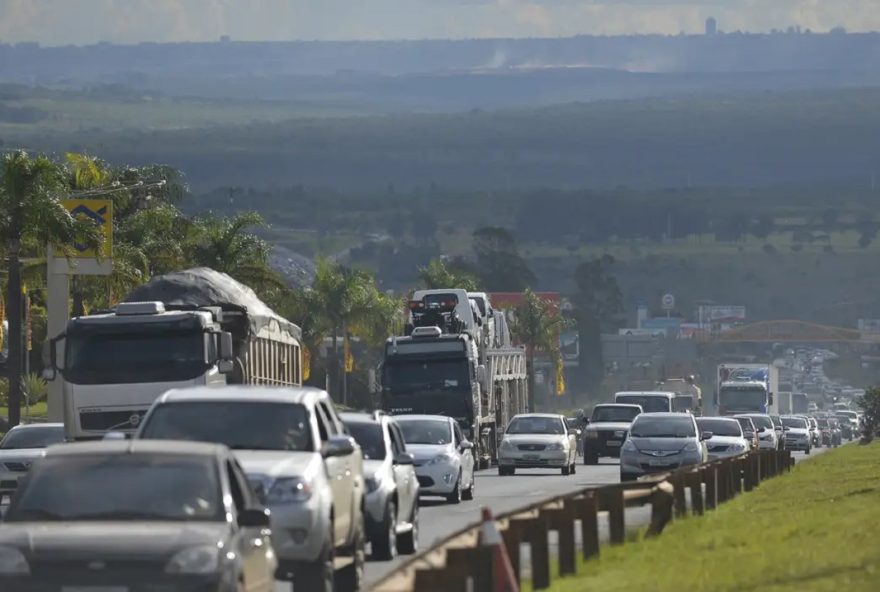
[383,360,469,395]
[672,395,695,412]
[139,402,313,452]
[65,329,207,384]
[719,387,767,410]
[591,406,640,423]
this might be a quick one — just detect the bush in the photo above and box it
[21,373,48,405]
[0,377,8,406]
[856,387,880,443]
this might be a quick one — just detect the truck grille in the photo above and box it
[79,410,147,431]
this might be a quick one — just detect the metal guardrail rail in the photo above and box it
[371,449,794,592]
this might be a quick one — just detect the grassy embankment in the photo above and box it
[545,443,880,592]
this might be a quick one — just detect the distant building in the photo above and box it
[705,17,717,36]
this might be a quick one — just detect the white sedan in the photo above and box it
[498,413,578,476]
[396,415,476,504]
[696,417,750,460]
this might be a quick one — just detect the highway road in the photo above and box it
[272,449,822,591]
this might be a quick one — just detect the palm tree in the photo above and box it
[0,151,102,426]
[418,258,481,291]
[510,289,568,410]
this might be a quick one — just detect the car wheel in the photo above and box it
[293,535,334,592]
[336,525,366,592]
[498,466,509,476]
[462,470,475,501]
[397,502,419,555]
[805,446,811,455]
[446,472,462,504]
[372,501,397,561]
[561,464,570,476]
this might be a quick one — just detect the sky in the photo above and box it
[0,0,876,46]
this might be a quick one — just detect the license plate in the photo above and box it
[648,459,671,467]
[607,440,622,447]
[524,454,540,460]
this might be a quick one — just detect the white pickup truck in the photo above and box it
[136,386,365,592]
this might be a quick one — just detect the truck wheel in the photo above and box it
[293,538,334,592]
[371,502,397,561]
[397,503,419,555]
[570,462,576,475]
[336,526,365,592]
[446,472,462,504]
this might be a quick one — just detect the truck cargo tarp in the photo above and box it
[123,267,301,341]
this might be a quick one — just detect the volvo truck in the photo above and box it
[716,363,779,416]
[45,268,302,440]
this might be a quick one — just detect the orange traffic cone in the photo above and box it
[479,507,520,592]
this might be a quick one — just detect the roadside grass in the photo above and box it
[544,443,880,592]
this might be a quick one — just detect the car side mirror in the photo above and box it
[238,508,271,529]
[394,452,415,465]
[573,429,582,438]
[459,440,474,451]
[783,427,791,431]
[700,431,713,441]
[322,435,356,458]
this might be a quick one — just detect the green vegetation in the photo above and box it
[547,443,880,592]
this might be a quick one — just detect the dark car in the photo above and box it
[0,440,276,591]
[833,414,855,441]
[582,404,643,465]
[816,417,833,446]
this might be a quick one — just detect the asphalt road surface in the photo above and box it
[276,448,824,591]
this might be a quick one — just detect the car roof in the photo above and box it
[7,423,64,431]
[155,385,331,406]
[633,412,692,419]
[593,404,642,409]
[340,411,381,425]
[697,416,739,423]
[43,439,226,458]
[616,391,676,397]
[393,414,453,422]
[511,413,563,419]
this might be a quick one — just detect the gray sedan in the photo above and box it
[0,440,277,591]
[620,413,708,481]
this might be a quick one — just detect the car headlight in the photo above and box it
[546,442,564,451]
[165,545,220,574]
[586,431,599,440]
[428,452,454,466]
[266,477,312,503]
[621,440,637,453]
[0,547,29,575]
[731,443,746,452]
[365,474,383,493]
[500,439,514,451]
[683,442,700,453]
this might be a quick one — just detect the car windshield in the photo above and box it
[742,415,773,429]
[770,416,783,428]
[6,454,222,522]
[630,416,696,438]
[591,406,640,423]
[817,418,829,427]
[398,419,452,445]
[615,395,670,413]
[345,422,387,460]
[507,416,565,435]
[696,418,743,437]
[782,417,808,429]
[0,426,65,449]
[735,418,755,432]
[139,402,313,451]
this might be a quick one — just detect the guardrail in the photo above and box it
[371,448,794,592]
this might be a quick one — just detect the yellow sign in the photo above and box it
[555,358,566,396]
[344,336,354,373]
[63,198,113,258]
[303,348,311,382]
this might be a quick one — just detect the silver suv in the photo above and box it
[137,386,365,592]
[620,413,708,481]
[341,412,420,561]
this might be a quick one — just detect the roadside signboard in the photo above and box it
[63,199,113,259]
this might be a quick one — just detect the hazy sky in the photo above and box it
[0,0,876,45]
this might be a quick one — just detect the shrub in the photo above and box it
[21,373,48,405]
[856,386,880,443]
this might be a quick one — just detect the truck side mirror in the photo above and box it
[219,332,234,361]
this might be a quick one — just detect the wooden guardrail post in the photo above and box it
[503,519,524,588]
[716,463,729,503]
[598,487,625,545]
[703,465,718,509]
[672,472,688,518]
[648,482,674,536]
[730,458,741,496]
[545,500,578,577]
[743,455,755,491]
[527,514,551,590]
[688,470,704,515]
[578,492,600,561]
